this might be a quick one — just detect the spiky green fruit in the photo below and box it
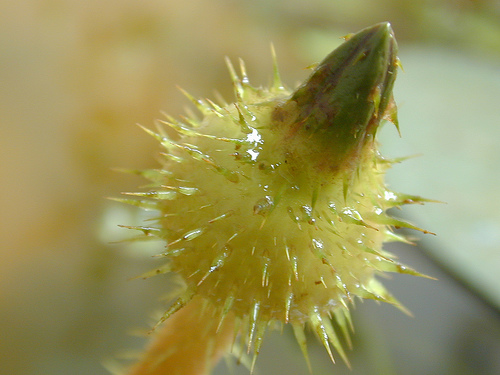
[119,22,432,372]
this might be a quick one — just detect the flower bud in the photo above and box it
[119,22,432,374]
[273,22,399,175]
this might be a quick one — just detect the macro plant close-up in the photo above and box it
[117,22,434,375]
[1,1,500,375]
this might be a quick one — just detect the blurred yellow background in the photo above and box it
[1,1,500,374]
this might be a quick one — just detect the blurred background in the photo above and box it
[1,0,500,374]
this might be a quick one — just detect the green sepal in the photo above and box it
[273,22,399,173]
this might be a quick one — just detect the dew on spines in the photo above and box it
[338,207,378,230]
[177,86,212,116]
[371,213,435,235]
[167,141,240,183]
[238,58,250,86]
[261,251,271,288]
[207,210,235,224]
[122,190,177,200]
[358,279,412,316]
[310,307,336,364]
[133,263,172,280]
[270,43,285,92]
[116,36,434,374]
[383,229,414,244]
[205,98,225,116]
[292,323,312,373]
[197,246,232,287]
[321,313,350,368]
[382,191,439,207]
[369,256,434,279]
[225,57,244,99]
[112,167,172,182]
[217,295,235,333]
[247,301,261,354]
[159,185,199,196]
[249,319,267,374]
[153,290,195,331]
[333,308,353,349]
[137,124,164,142]
[117,224,162,237]
[233,103,252,133]
[284,289,293,323]
[109,197,159,211]
[160,151,184,164]
[157,118,196,137]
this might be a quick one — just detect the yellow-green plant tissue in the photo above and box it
[117,22,434,374]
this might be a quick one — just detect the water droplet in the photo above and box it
[183,228,205,241]
[253,196,274,216]
[312,238,324,250]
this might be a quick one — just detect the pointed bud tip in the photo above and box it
[272,22,399,174]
